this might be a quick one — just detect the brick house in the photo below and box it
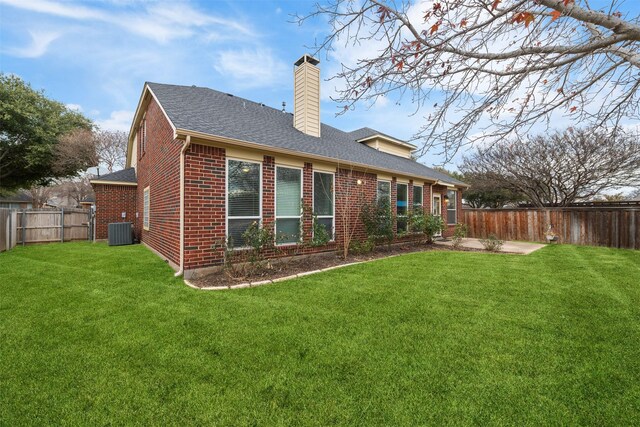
[91,55,467,277]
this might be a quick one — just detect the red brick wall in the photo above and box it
[183,144,226,270]
[128,132,465,271]
[93,184,137,239]
[335,168,377,248]
[136,97,182,265]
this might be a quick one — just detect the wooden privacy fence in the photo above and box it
[464,208,639,250]
[14,208,93,246]
[0,209,18,252]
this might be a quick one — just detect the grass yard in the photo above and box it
[1,242,639,425]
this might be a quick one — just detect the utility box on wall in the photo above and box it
[108,222,133,246]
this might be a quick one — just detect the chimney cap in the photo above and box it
[294,54,320,67]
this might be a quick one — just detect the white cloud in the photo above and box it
[214,48,288,89]
[95,110,134,132]
[65,103,82,111]
[9,29,60,58]
[0,0,256,44]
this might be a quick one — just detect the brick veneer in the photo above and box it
[183,145,226,269]
[136,97,182,265]
[95,131,465,272]
[93,184,137,240]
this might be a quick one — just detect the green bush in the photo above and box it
[360,199,394,245]
[423,214,445,243]
[349,237,376,255]
[452,223,468,249]
[311,215,331,247]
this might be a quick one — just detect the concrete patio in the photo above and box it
[434,238,546,255]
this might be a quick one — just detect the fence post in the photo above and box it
[22,210,26,246]
[60,208,65,243]
[87,209,91,241]
[8,210,11,249]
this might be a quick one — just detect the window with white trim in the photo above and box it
[396,183,408,233]
[377,180,391,205]
[139,117,147,157]
[413,185,423,209]
[313,171,334,240]
[275,166,302,245]
[447,189,457,224]
[143,186,150,230]
[227,159,261,248]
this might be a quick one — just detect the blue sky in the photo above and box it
[1,1,444,159]
[1,0,639,171]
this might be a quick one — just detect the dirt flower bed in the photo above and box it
[191,242,481,289]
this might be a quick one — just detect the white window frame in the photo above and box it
[143,186,150,231]
[140,114,147,156]
[447,189,458,225]
[226,158,263,249]
[396,182,408,233]
[432,193,442,237]
[377,180,391,204]
[312,170,335,242]
[275,165,303,246]
[413,184,423,209]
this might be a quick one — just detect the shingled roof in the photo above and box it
[147,83,466,187]
[90,168,137,184]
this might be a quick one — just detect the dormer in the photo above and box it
[356,133,416,159]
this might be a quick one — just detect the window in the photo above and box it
[275,166,302,244]
[396,183,408,233]
[139,117,147,156]
[447,190,457,224]
[143,186,150,230]
[227,159,261,248]
[313,171,334,240]
[377,180,391,206]
[413,185,423,210]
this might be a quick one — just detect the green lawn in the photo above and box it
[1,242,639,425]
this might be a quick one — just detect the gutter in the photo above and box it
[175,135,192,277]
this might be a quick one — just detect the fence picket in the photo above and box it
[464,208,640,250]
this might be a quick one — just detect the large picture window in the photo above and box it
[413,185,423,210]
[396,183,408,233]
[227,159,261,248]
[313,171,334,240]
[143,186,150,230]
[447,189,457,224]
[275,166,302,244]
[377,180,391,205]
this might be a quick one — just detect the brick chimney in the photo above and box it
[293,54,321,138]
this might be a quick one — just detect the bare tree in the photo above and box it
[336,166,370,259]
[95,130,128,173]
[27,186,52,208]
[627,187,640,201]
[59,173,94,207]
[460,127,640,207]
[297,0,640,161]
[53,128,99,177]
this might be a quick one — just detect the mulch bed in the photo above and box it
[191,241,482,289]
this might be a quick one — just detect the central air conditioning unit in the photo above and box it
[108,222,133,246]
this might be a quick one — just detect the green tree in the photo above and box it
[0,74,94,194]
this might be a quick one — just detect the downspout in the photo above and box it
[175,135,192,277]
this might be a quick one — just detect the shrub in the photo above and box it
[423,214,445,243]
[480,234,504,252]
[349,237,376,255]
[408,209,426,234]
[311,214,331,247]
[360,199,394,245]
[452,223,468,249]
